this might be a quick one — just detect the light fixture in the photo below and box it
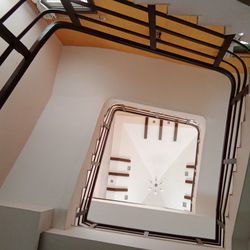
[148,177,164,195]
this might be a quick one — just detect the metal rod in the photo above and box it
[0,46,13,66]
[0,0,26,23]
[231,85,249,104]
[114,0,225,38]
[214,34,235,67]
[17,9,67,39]
[0,21,236,111]
[156,25,221,50]
[60,0,81,26]
[0,22,30,58]
[148,5,156,50]
[218,51,247,225]
[77,2,221,50]
[157,38,216,59]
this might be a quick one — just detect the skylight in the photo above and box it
[40,0,92,11]
[93,110,200,212]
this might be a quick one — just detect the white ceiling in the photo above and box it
[135,0,250,42]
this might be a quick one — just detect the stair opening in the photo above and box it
[76,101,208,239]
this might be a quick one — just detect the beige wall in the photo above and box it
[0,47,231,230]
[0,1,62,186]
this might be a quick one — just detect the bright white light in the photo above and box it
[238,32,245,37]
[240,40,249,45]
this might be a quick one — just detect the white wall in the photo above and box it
[39,227,218,250]
[0,202,53,250]
[0,47,230,230]
[0,0,62,186]
[88,198,215,238]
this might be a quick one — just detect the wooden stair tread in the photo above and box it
[173,15,198,24]
[184,195,192,200]
[110,157,131,163]
[156,4,168,14]
[203,25,225,34]
[186,164,195,169]
[107,187,128,192]
[35,0,238,71]
[108,171,130,177]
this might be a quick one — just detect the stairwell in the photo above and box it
[0,0,250,250]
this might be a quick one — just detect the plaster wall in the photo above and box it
[39,227,218,250]
[0,47,230,229]
[88,198,215,238]
[0,0,62,186]
[0,202,53,250]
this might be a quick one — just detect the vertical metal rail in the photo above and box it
[148,5,156,50]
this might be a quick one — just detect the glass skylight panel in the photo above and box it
[40,0,91,11]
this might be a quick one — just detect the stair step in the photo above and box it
[203,25,225,34]
[156,4,168,14]
[107,187,128,192]
[108,171,130,177]
[185,179,194,184]
[173,15,198,24]
[186,164,195,169]
[184,195,192,200]
[52,1,226,67]
[110,157,131,163]
[124,1,169,15]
